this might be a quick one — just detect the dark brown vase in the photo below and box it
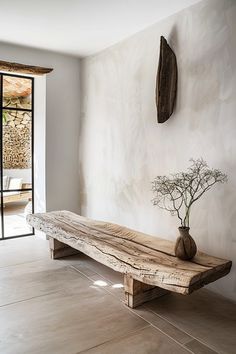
[174,227,197,260]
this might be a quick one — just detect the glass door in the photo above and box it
[0,73,34,239]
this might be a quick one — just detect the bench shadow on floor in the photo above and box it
[0,237,235,354]
[61,252,236,354]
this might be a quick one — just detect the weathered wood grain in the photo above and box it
[156,36,177,123]
[27,211,232,295]
[124,274,169,308]
[0,60,53,75]
[49,237,80,259]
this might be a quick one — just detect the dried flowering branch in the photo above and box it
[151,159,227,228]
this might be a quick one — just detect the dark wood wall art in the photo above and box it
[156,36,177,123]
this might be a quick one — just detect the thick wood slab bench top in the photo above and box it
[27,210,232,295]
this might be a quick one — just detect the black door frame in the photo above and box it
[0,72,34,240]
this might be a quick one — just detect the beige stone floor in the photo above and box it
[0,236,235,354]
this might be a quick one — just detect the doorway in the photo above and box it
[0,73,34,239]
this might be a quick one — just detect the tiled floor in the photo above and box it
[0,237,235,354]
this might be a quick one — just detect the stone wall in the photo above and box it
[3,111,31,169]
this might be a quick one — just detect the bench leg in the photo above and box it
[49,237,80,259]
[124,274,169,308]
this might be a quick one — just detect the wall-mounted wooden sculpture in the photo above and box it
[156,36,177,123]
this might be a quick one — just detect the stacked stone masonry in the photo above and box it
[3,111,31,169]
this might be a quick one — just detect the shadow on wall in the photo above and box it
[168,25,180,116]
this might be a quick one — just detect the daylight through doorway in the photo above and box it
[0,73,34,239]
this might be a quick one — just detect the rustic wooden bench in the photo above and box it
[27,210,232,308]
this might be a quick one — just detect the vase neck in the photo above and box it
[178,227,190,238]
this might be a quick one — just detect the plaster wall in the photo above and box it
[80,0,236,300]
[0,43,80,213]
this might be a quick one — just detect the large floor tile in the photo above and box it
[0,236,48,267]
[61,254,99,277]
[64,254,125,301]
[146,289,236,354]
[0,287,147,354]
[185,339,218,354]
[87,273,125,301]
[0,259,88,306]
[1,234,236,354]
[64,253,123,284]
[134,306,192,345]
[80,325,191,354]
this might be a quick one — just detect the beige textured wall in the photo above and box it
[80,0,236,301]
